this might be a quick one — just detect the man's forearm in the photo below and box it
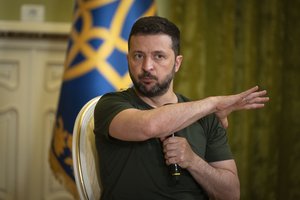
[109,97,217,141]
[187,157,240,200]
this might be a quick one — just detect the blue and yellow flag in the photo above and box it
[49,0,156,197]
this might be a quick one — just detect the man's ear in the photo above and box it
[175,55,183,72]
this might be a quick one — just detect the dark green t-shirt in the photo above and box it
[94,88,233,200]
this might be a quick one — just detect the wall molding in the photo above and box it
[0,20,71,40]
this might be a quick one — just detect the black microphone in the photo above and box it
[168,133,181,182]
[162,103,181,182]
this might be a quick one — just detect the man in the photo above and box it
[94,16,269,200]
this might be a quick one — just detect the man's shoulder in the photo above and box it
[94,88,136,123]
[96,87,142,111]
[102,87,133,98]
[98,88,135,104]
[176,93,191,103]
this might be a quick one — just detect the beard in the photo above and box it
[129,65,175,98]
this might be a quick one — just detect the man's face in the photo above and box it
[127,34,182,97]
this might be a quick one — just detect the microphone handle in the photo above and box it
[169,133,181,177]
[169,163,181,176]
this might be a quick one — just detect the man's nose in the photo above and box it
[142,57,154,71]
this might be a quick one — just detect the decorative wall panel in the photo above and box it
[0,108,17,200]
[0,60,19,90]
[44,62,64,92]
[0,34,73,199]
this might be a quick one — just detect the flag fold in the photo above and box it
[49,0,156,197]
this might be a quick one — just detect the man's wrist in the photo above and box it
[204,96,218,113]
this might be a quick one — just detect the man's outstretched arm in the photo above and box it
[109,86,269,141]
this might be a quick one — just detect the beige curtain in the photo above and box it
[167,0,300,199]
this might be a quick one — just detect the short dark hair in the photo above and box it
[128,16,181,56]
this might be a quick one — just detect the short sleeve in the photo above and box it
[200,114,233,162]
[94,92,134,139]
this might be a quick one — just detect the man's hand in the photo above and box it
[161,136,196,169]
[214,86,269,128]
[161,136,240,199]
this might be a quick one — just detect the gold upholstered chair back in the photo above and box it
[72,96,102,200]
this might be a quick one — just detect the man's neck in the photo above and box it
[134,88,178,108]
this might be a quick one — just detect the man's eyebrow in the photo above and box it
[131,50,144,53]
[153,50,166,54]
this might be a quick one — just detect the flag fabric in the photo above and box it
[49,0,156,197]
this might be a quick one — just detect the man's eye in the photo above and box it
[154,54,165,60]
[134,54,143,59]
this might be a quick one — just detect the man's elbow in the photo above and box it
[229,189,240,200]
[210,190,240,200]
[226,179,240,200]
[225,183,240,200]
[210,182,240,200]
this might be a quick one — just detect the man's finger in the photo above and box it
[221,118,229,129]
[240,86,259,98]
